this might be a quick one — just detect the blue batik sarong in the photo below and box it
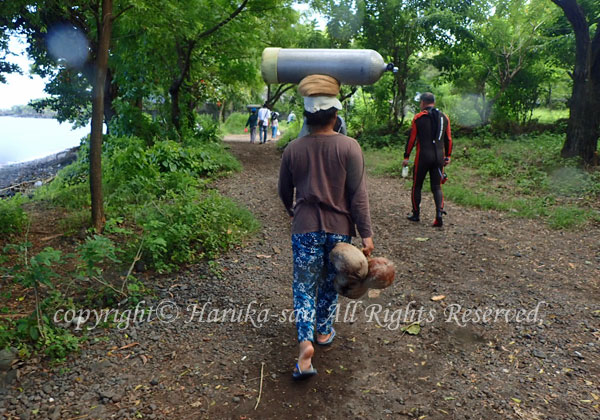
[291,231,351,342]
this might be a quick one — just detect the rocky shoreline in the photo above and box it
[0,147,79,197]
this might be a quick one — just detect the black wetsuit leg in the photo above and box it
[412,153,445,216]
[429,165,444,214]
[411,152,428,214]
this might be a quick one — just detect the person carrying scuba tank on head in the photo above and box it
[402,92,453,227]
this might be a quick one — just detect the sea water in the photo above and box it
[0,116,89,165]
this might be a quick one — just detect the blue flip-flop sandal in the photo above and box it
[316,327,336,346]
[292,363,317,380]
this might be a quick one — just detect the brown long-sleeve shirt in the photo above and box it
[278,133,373,238]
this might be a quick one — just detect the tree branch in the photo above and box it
[196,0,249,40]
[267,83,294,106]
[112,5,134,21]
[340,86,357,102]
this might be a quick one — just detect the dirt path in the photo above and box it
[2,138,599,420]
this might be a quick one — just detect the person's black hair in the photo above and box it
[420,92,435,104]
[304,107,338,128]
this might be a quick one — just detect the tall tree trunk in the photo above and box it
[218,100,225,123]
[562,75,599,160]
[103,68,118,133]
[90,0,113,233]
[552,0,600,164]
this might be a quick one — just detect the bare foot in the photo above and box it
[297,341,314,372]
[316,332,332,344]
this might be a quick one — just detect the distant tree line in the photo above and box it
[0,102,57,117]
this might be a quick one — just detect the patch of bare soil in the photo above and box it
[2,139,599,420]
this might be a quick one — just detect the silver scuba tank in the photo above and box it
[261,48,397,86]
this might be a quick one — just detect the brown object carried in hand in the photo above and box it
[330,243,395,299]
[365,257,395,289]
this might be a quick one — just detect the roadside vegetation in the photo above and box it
[364,125,600,229]
[0,115,259,359]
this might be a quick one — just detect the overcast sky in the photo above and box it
[0,35,49,110]
[0,5,325,111]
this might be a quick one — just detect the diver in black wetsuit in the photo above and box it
[402,92,453,227]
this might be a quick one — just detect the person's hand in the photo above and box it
[444,157,451,166]
[402,159,410,167]
[362,237,374,257]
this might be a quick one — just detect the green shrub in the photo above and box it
[1,244,83,359]
[138,190,259,272]
[109,100,162,142]
[547,206,590,229]
[222,112,250,135]
[276,119,302,150]
[34,142,91,210]
[0,194,29,234]
[357,131,406,149]
[191,114,223,144]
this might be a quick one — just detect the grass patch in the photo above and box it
[364,131,599,229]
[0,194,29,234]
[222,112,249,135]
[531,108,568,123]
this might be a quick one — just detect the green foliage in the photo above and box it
[1,244,83,359]
[0,318,16,351]
[38,320,81,359]
[222,112,250,135]
[276,119,302,150]
[34,129,252,273]
[0,194,29,234]
[357,130,406,150]
[139,191,259,272]
[547,206,591,229]
[34,139,90,210]
[8,244,62,289]
[192,115,224,145]
[109,100,163,141]
[77,235,120,278]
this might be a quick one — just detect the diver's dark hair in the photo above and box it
[304,107,338,129]
[420,92,435,104]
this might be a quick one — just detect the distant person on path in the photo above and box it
[257,104,271,144]
[287,111,296,123]
[245,108,258,143]
[271,111,280,140]
[278,74,374,380]
[403,92,453,227]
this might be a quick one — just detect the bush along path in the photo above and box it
[1,138,599,420]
